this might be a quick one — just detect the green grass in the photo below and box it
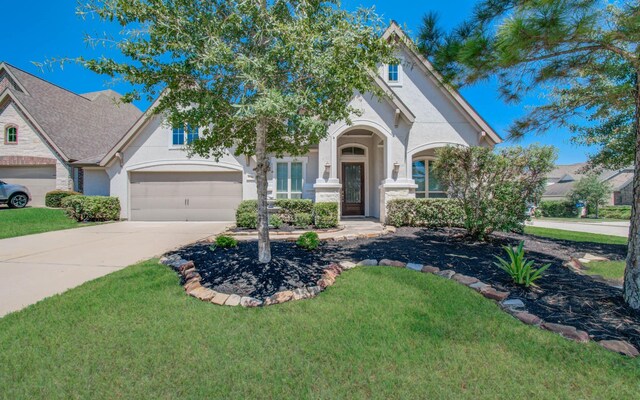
[539,217,629,223]
[524,226,628,245]
[1,261,639,399]
[0,207,90,239]
[584,261,626,281]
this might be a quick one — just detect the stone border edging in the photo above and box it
[159,252,638,358]
[229,226,345,237]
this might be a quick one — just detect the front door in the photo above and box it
[342,162,364,216]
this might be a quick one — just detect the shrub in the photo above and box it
[386,199,464,227]
[214,235,238,249]
[313,202,339,229]
[45,190,81,208]
[434,145,556,240]
[236,200,258,229]
[294,212,313,228]
[599,205,631,219]
[269,214,284,229]
[275,199,313,223]
[493,241,550,287]
[296,231,320,251]
[61,195,120,222]
[539,200,579,218]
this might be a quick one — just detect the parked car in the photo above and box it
[0,180,31,208]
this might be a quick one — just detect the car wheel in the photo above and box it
[8,193,28,209]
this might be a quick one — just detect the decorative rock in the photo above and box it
[502,299,525,310]
[339,261,357,270]
[406,263,423,271]
[435,269,456,279]
[224,294,242,306]
[379,259,406,268]
[480,287,510,301]
[386,226,397,233]
[598,340,639,357]
[421,265,440,274]
[318,278,334,289]
[191,287,216,302]
[469,282,489,291]
[270,290,294,304]
[183,269,200,281]
[357,259,378,266]
[240,297,263,307]
[452,274,479,286]
[178,261,195,273]
[306,286,322,297]
[323,269,338,280]
[514,312,542,326]
[564,258,585,271]
[578,258,592,264]
[211,292,230,305]
[543,322,590,343]
[583,253,609,262]
[184,280,202,292]
[292,288,311,300]
[325,263,342,276]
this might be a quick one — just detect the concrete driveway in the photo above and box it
[0,221,229,317]
[528,219,630,238]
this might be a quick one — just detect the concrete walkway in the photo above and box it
[0,221,229,317]
[528,219,630,238]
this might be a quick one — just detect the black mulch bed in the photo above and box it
[170,227,640,348]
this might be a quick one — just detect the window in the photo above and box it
[4,125,17,144]
[388,64,399,82]
[172,124,198,146]
[276,161,303,199]
[341,146,365,156]
[412,159,446,198]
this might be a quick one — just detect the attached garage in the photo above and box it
[0,165,56,206]
[129,171,242,221]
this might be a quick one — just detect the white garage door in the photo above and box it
[130,171,243,221]
[0,166,56,206]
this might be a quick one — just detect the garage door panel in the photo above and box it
[0,166,56,207]
[129,171,242,221]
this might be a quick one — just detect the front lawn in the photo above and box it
[1,260,638,399]
[585,260,626,281]
[524,226,628,245]
[0,207,88,239]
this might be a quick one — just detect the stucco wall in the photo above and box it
[0,102,72,190]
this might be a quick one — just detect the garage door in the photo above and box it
[0,166,56,206]
[129,171,243,221]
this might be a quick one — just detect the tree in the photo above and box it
[569,174,612,219]
[419,0,640,309]
[433,145,556,240]
[70,0,394,263]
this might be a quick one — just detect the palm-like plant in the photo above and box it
[494,242,550,288]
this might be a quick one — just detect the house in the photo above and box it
[1,22,501,220]
[543,162,634,205]
[0,63,142,205]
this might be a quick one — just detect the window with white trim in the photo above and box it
[388,64,399,82]
[276,161,303,199]
[412,159,446,198]
[4,125,17,144]
[172,124,199,146]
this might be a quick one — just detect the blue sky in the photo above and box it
[0,0,592,164]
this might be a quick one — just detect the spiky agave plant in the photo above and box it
[494,241,550,287]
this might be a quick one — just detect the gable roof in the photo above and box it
[0,62,142,162]
[543,163,634,198]
[382,22,502,145]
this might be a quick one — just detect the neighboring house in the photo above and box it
[542,162,634,206]
[2,22,501,220]
[0,62,142,205]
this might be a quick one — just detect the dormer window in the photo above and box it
[4,125,17,144]
[172,124,199,146]
[388,64,399,83]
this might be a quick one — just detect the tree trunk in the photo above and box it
[623,71,640,308]
[255,120,271,264]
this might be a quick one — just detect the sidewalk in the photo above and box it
[528,219,630,238]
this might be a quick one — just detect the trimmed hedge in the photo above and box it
[45,190,81,208]
[235,199,338,229]
[386,199,464,227]
[61,195,121,222]
[599,205,631,219]
[539,200,579,218]
[313,202,339,229]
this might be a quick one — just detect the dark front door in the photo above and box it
[342,162,365,216]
